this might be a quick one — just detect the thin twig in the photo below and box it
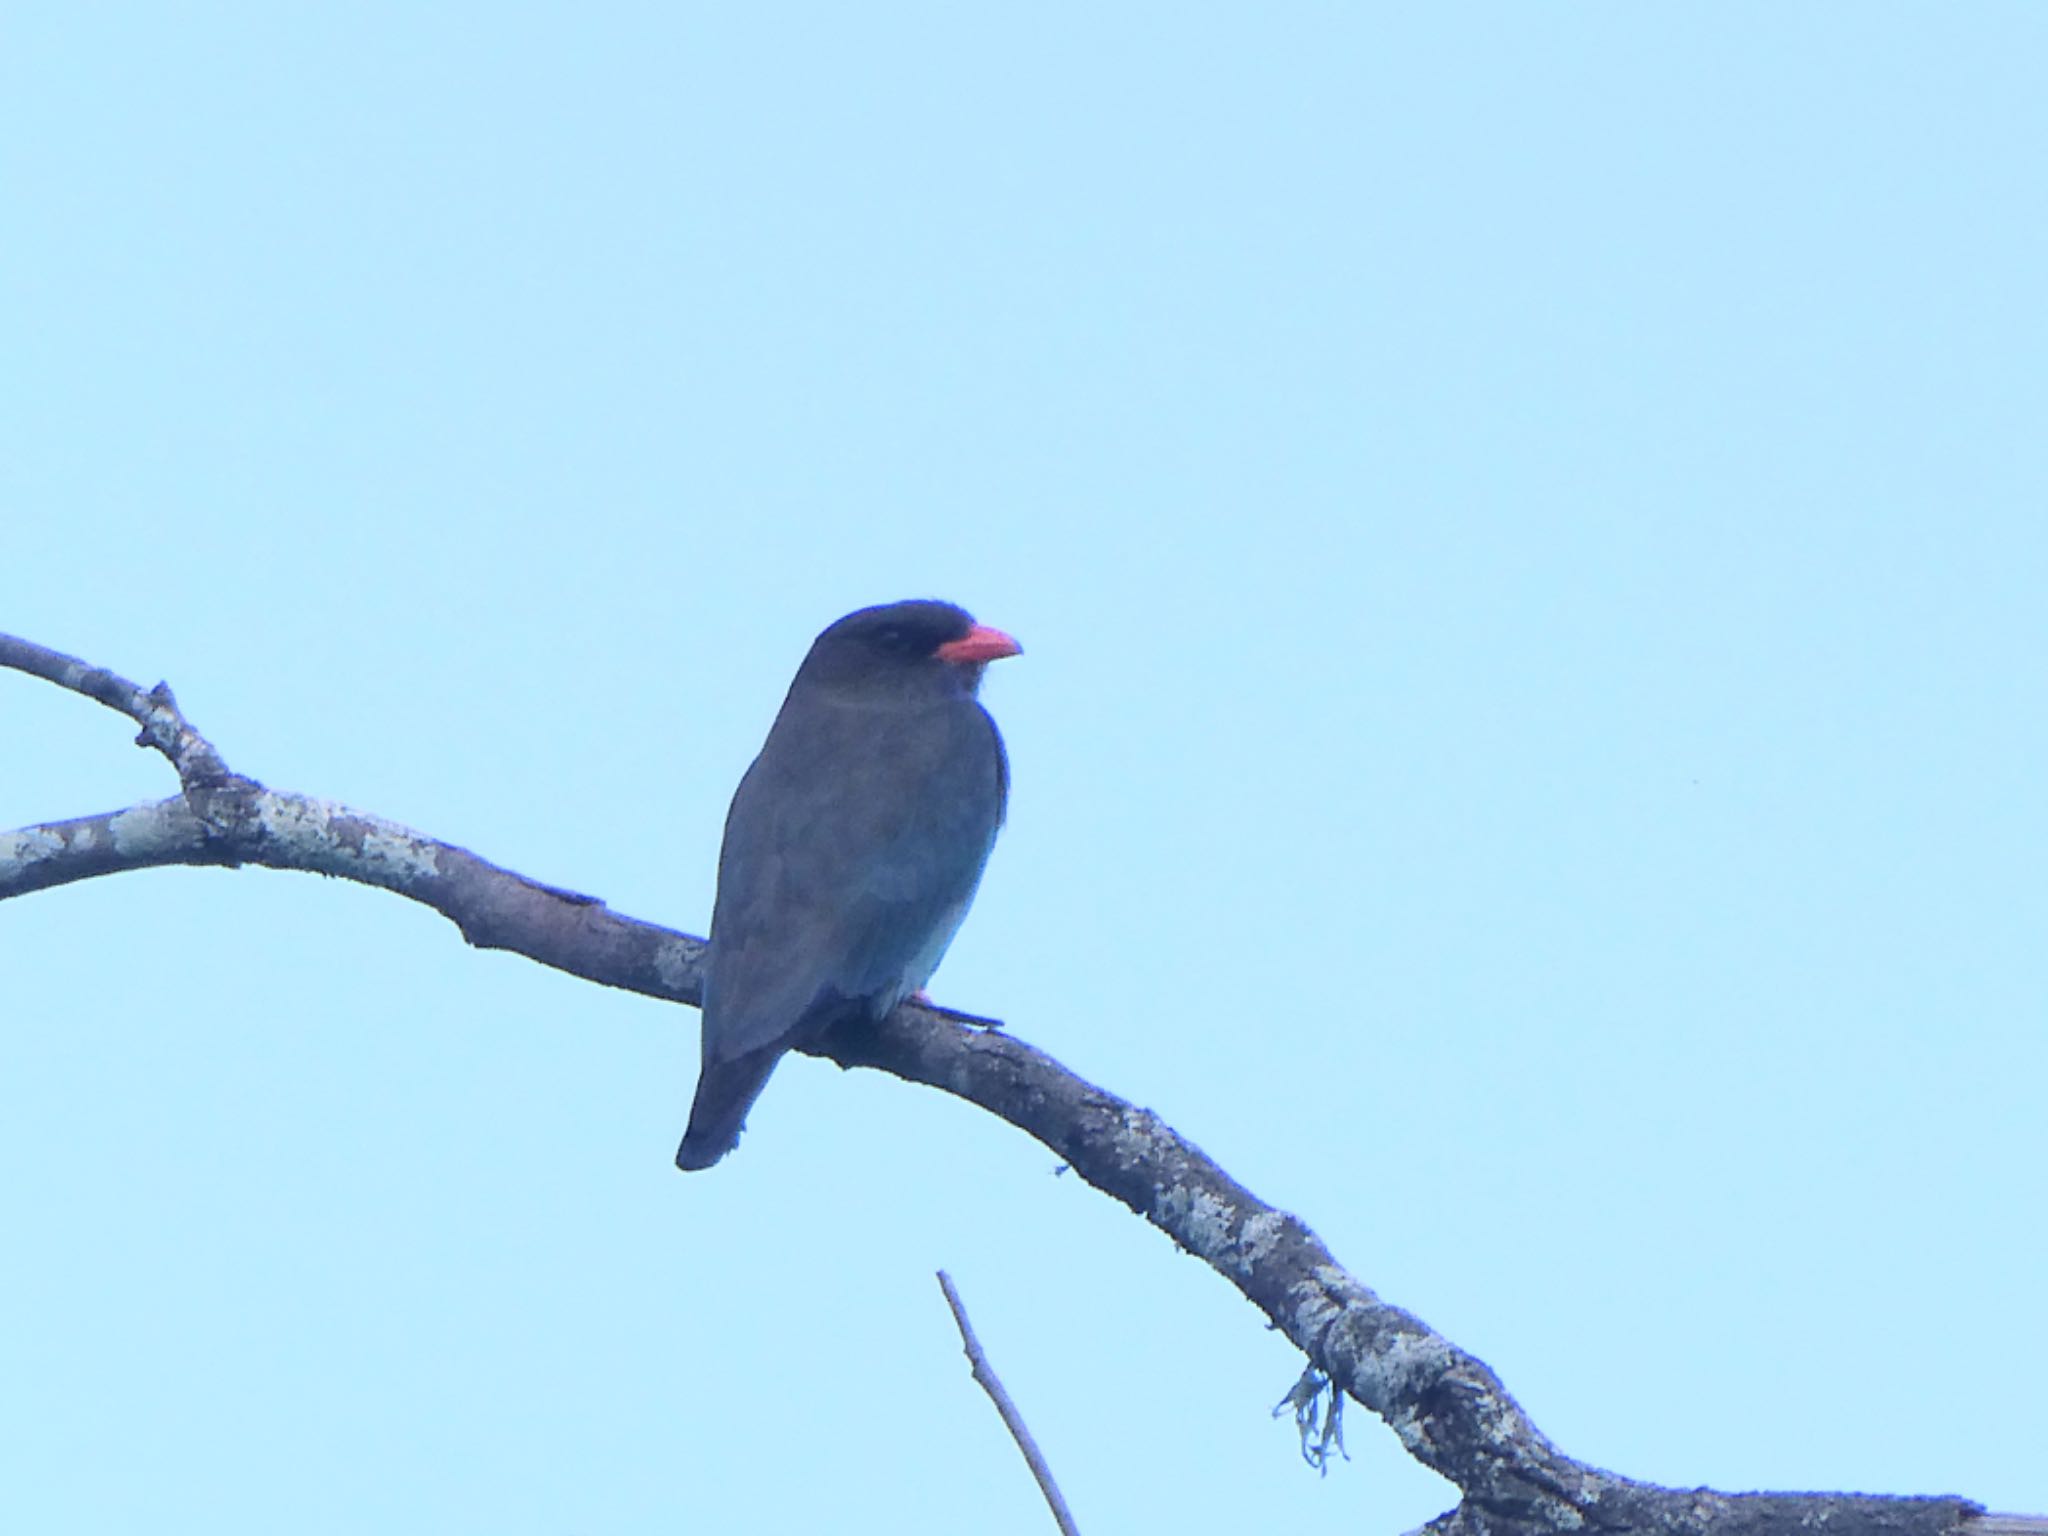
[935,1271,1080,1536]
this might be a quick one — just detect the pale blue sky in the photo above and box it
[4,6,2044,1532]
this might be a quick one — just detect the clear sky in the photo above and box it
[3,6,2043,1532]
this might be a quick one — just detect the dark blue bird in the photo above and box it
[675,599,1020,1170]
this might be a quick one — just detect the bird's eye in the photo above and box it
[876,625,909,650]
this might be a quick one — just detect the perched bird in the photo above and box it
[675,599,1020,1170]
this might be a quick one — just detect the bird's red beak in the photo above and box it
[935,623,1022,664]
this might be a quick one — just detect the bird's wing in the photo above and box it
[701,699,1006,1064]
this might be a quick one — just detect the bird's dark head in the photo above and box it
[799,599,1022,698]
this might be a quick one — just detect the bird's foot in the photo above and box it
[906,989,1006,1030]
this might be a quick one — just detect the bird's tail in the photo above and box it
[675,1047,784,1171]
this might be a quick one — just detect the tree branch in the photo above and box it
[0,631,2016,1536]
[937,1271,1081,1536]
[0,632,236,786]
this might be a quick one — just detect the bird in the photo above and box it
[675,599,1021,1170]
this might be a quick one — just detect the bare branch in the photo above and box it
[0,632,235,787]
[1967,1520,2048,1536]
[936,1271,1080,1536]
[0,789,706,1001]
[0,631,2014,1536]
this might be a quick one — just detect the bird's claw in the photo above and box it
[905,990,1006,1030]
